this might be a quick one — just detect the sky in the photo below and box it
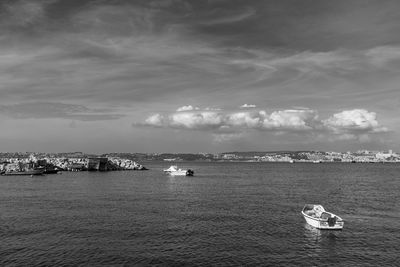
[1,0,400,153]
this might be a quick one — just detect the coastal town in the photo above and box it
[0,149,399,175]
[107,150,400,163]
[213,150,400,163]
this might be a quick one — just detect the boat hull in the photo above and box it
[166,170,194,176]
[2,170,44,176]
[302,211,344,230]
[302,204,344,230]
[164,166,194,176]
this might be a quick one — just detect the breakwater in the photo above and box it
[0,154,147,173]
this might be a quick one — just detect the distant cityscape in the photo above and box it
[210,150,400,163]
[148,150,400,163]
[0,149,399,173]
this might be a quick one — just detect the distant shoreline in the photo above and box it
[1,150,399,164]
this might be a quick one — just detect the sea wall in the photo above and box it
[0,155,147,172]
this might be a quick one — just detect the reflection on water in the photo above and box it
[304,223,322,243]
[303,222,341,259]
[303,223,323,256]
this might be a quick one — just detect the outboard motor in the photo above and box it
[328,216,337,227]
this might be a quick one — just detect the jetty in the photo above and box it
[0,153,148,174]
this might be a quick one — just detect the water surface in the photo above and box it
[1,162,399,266]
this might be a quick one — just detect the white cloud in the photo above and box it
[240,104,256,108]
[176,105,199,112]
[262,109,319,131]
[323,109,388,134]
[226,112,261,128]
[169,112,224,130]
[142,108,389,144]
[143,108,320,131]
[144,113,164,127]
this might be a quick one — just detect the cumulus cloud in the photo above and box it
[262,109,318,131]
[226,112,261,128]
[240,104,256,108]
[143,108,320,132]
[141,108,389,143]
[169,111,224,130]
[323,109,388,134]
[144,113,165,127]
[176,105,200,112]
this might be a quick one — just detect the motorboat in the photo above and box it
[302,204,344,230]
[163,165,194,176]
[36,166,63,174]
[1,169,44,176]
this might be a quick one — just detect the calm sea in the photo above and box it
[1,162,399,266]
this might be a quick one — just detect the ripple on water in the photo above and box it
[0,163,399,266]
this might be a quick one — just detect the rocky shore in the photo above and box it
[0,154,148,173]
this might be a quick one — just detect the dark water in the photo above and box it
[1,162,399,266]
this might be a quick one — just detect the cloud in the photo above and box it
[365,46,400,67]
[0,1,234,106]
[2,0,400,109]
[240,104,256,108]
[226,112,261,128]
[0,0,398,153]
[1,0,50,27]
[0,102,124,121]
[142,108,320,132]
[323,109,388,134]
[141,108,389,144]
[204,107,222,111]
[230,45,400,82]
[176,105,200,112]
[72,4,157,38]
[169,112,224,130]
[199,6,256,26]
[213,133,243,143]
[261,109,319,131]
[269,50,356,71]
[144,113,165,127]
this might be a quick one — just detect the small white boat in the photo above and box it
[163,165,194,176]
[302,204,344,230]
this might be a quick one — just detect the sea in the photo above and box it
[0,162,399,266]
